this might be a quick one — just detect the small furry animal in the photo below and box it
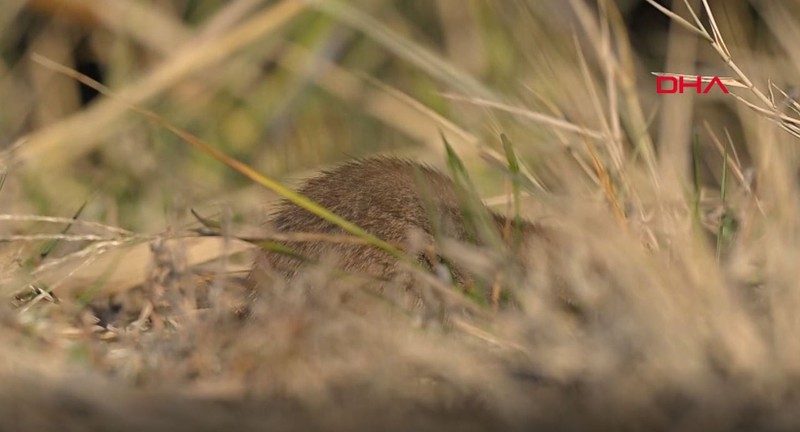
[250,157,542,295]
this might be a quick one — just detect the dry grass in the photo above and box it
[2,0,800,430]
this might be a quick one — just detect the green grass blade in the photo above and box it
[716,142,730,261]
[501,133,523,245]
[443,133,502,250]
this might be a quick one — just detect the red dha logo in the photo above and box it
[656,75,729,94]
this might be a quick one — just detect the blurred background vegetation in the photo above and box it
[1,0,737,231]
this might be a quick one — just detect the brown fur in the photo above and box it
[250,157,541,289]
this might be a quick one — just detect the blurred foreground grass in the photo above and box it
[2,0,800,430]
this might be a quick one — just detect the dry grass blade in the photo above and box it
[14,237,253,298]
[0,214,134,235]
[572,33,622,174]
[358,73,481,158]
[0,234,131,242]
[726,91,800,136]
[240,231,373,246]
[645,0,712,42]
[700,0,730,58]
[680,0,710,41]
[771,82,800,116]
[585,139,627,229]
[598,0,622,151]
[442,93,605,141]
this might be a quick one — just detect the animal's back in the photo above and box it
[251,157,538,288]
